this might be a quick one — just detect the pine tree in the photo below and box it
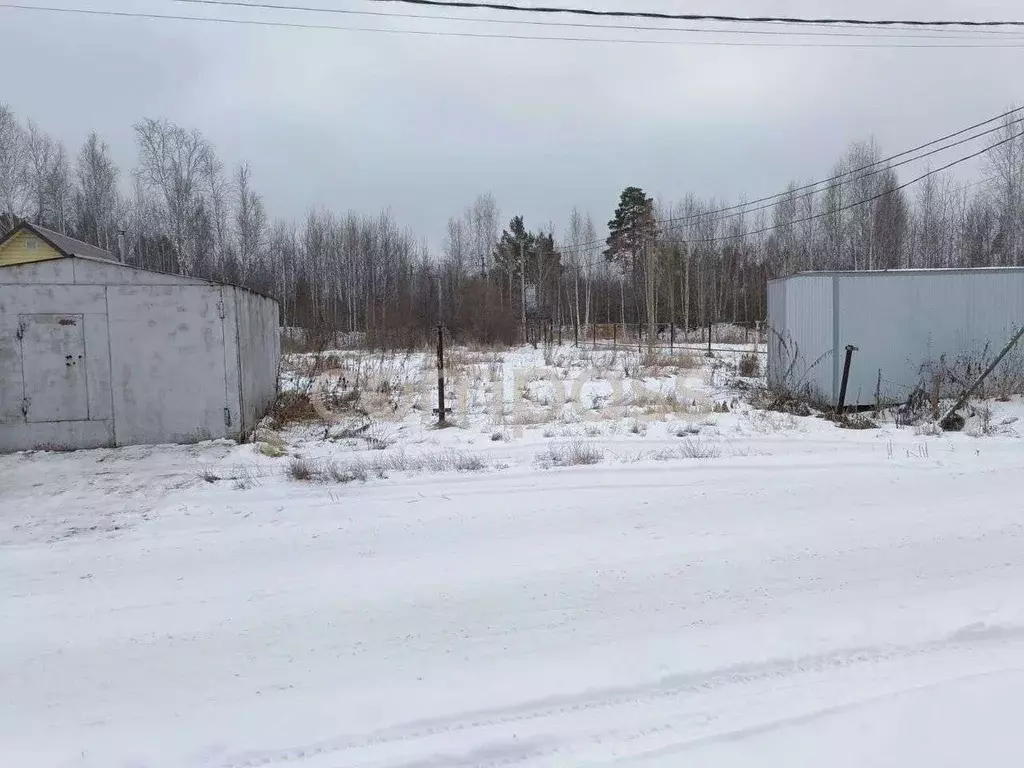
[604,186,656,271]
[493,215,535,321]
[605,186,657,329]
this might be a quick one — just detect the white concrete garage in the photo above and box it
[0,222,279,452]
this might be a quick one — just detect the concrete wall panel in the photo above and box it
[233,287,280,434]
[107,285,230,446]
[83,311,113,422]
[72,259,210,287]
[219,288,243,439]
[0,420,113,452]
[0,284,106,315]
[0,323,24,424]
[0,259,73,285]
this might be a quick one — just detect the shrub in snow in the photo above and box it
[675,438,722,460]
[834,413,878,430]
[738,353,761,378]
[288,457,317,481]
[535,441,604,469]
[673,423,701,438]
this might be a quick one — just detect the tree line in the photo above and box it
[2,104,1023,347]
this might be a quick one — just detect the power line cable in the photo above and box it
[173,0,1024,40]
[688,130,1024,244]
[367,0,1024,28]
[564,138,1009,254]
[6,4,1024,47]
[558,105,1024,253]
[655,115,1024,229]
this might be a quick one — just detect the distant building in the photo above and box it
[0,221,279,451]
[767,268,1024,408]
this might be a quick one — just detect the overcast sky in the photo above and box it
[2,0,1023,246]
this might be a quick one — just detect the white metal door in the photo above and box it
[19,313,89,423]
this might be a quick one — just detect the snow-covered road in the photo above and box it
[4,443,1024,767]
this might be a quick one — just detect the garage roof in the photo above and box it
[0,221,118,264]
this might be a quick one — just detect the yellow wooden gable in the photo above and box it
[0,228,64,267]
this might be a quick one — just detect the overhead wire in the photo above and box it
[173,0,1024,41]
[653,114,1024,228]
[7,3,1024,47]
[556,107,1024,253]
[366,0,1024,28]
[689,131,1023,244]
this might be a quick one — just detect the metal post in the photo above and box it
[436,324,446,426]
[940,324,1024,428]
[613,322,617,350]
[638,324,642,354]
[592,322,597,350]
[836,344,857,414]
[706,321,713,357]
[670,322,675,353]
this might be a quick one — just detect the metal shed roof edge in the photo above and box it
[1,222,278,305]
[767,266,1024,284]
[68,253,280,305]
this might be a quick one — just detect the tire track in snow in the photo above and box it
[214,624,1024,767]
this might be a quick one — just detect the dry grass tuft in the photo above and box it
[641,351,699,372]
[268,391,321,428]
[738,352,761,378]
[288,456,317,481]
[535,441,604,469]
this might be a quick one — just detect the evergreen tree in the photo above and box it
[604,186,657,271]
[493,215,534,280]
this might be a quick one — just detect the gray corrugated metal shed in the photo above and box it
[767,268,1024,407]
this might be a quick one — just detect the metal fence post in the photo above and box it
[437,324,446,425]
[836,344,857,414]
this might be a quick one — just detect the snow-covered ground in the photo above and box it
[3,344,1024,767]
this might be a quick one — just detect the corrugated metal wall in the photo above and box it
[0,258,280,452]
[769,268,1024,408]
[767,275,835,401]
[836,270,1024,406]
